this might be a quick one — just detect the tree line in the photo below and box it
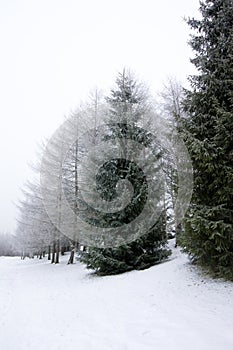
[14,70,176,271]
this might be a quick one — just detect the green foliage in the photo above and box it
[80,214,171,275]
[181,0,233,280]
[80,70,170,275]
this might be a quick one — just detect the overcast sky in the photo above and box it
[0,0,200,234]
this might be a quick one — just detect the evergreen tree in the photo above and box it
[105,69,149,123]
[80,213,170,275]
[80,70,171,275]
[181,0,233,279]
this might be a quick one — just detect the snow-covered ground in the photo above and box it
[0,240,233,350]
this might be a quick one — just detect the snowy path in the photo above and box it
[0,241,233,350]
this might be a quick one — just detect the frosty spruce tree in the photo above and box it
[181,0,233,280]
[80,70,171,275]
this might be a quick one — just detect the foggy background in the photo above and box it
[0,0,199,233]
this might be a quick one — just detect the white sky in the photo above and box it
[0,0,200,233]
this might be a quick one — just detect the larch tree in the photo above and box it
[157,78,186,244]
[61,91,105,263]
[16,181,55,259]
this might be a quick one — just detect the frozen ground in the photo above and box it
[0,240,233,350]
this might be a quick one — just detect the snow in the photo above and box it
[0,240,233,350]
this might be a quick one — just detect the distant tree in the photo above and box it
[181,0,233,280]
[0,232,17,256]
[16,91,107,264]
[15,181,56,260]
[158,77,184,130]
[40,124,74,264]
[157,78,185,244]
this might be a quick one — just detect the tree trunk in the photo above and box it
[51,241,56,263]
[68,249,75,264]
[68,241,75,264]
[21,250,25,260]
[48,245,51,260]
[61,245,66,256]
[55,239,60,264]
[175,223,183,247]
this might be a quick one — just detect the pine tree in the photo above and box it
[80,70,171,275]
[181,0,233,279]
